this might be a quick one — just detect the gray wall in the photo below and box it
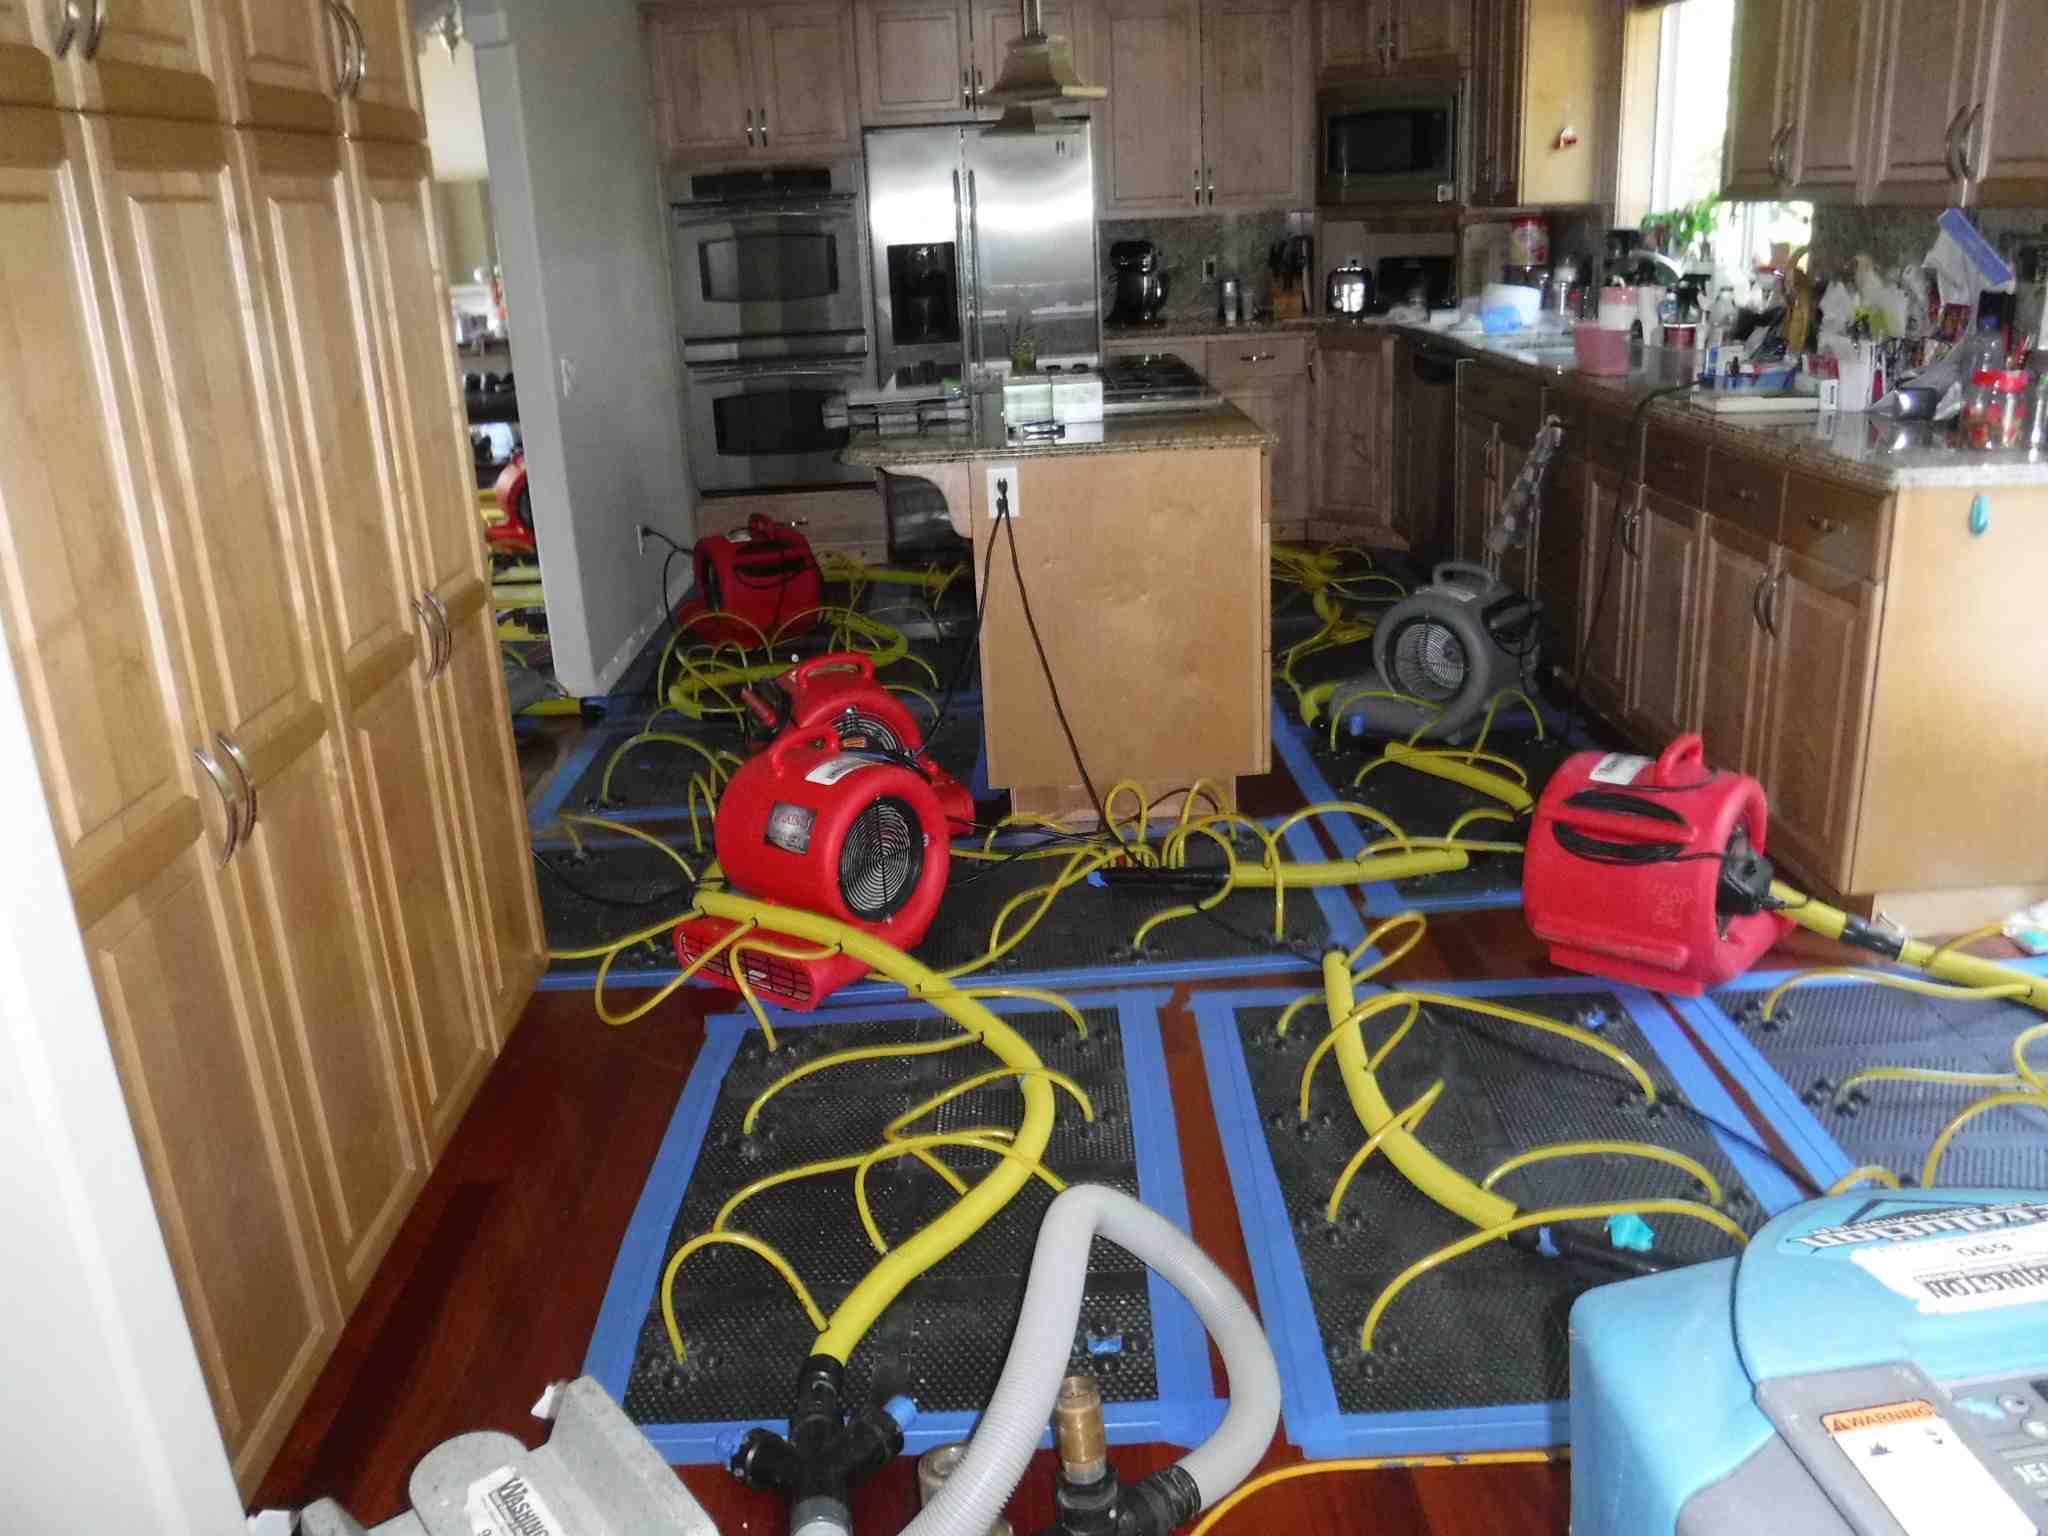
[470,0,692,696]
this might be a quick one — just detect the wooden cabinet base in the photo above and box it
[1010,775,1239,828]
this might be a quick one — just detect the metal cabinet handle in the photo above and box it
[51,0,83,55]
[412,597,439,678]
[424,590,454,678]
[1193,166,1201,206]
[1240,351,1275,362]
[215,733,257,841]
[1805,512,1840,535]
[1944,104,1970,180]
[1961,102,1985,181]
[338,2,365,95]
[80,0,104,59]
[1206,167,1214,205]
[759,105,768,146]
[193,747,241,867]
[745,107,755,145]
[1730,485,1757,503]
[1762,571,1783,637]
[1749,573,1769,631]
[974,66,983,97]
[962,67,971,109]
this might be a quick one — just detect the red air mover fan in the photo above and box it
[674,730,952,1009]
[755,652,976,831]
[1523,734,1790,996]
[674,514,822,648]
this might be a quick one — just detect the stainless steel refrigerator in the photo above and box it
[864,122,1099,386]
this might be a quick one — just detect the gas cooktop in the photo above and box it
[1095,353,1222,415]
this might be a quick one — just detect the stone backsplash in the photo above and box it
[1099,210,1310,328]
[1809,204,2048,282]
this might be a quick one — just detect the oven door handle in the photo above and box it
[688,364,868,383]
[671,208,856,230]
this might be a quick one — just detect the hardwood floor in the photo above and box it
[252,752,1857,1533]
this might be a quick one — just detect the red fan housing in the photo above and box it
[674,513,822,647]
[1523,734,1791,996]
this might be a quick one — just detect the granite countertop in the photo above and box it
[841,388,1275,467]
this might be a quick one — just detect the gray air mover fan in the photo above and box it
[1337,562,1544,742]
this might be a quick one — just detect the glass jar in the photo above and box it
[1961,369,2028,449]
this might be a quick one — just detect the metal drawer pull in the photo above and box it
[412,597,440,678]
[759,106,768,146]
[424,590,455,679]
[80,0,104,59]
[193,747,241,867]
[337,2,365,95]
[1750,574,1768,632]
[1806,513,1840,535]
[216,733,257,841]
[746,107,755,145]
[1193,167,1201,205]
[52,0,84,56]
[962,68,971,109]
[1240,351,1275,362]
[1762,572,1783,637]
[1961,102,1984,181]
[1730,485,1757,503]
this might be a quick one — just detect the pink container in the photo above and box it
[1575,322,1632,376]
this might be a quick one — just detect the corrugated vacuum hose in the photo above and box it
[902,1185,1280,1536]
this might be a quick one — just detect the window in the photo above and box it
[1631,0,1809,276]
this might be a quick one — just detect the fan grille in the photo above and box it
[839,795,923,919]
[1388,618,1469,702]
[834,708,905,753]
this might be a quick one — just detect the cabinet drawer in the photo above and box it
[1705,447,1784,541]
[1206,335,1310,384]
[1461,361,1542,437]
[1585,403,1639,475]
[1643,421,1708,504]
[1779,472,1889,581]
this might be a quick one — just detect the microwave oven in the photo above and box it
[1317,81,1459,206]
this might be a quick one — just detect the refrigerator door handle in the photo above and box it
[951,167,973,377]
[965,167,983,374]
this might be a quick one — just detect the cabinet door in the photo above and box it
[1454,417,1494,567]
[240,130,492,1159]
[1393,0,1463,70]
[1315,345,1386,524]
[1724,0,1794,198]
[1202,0,1311,207]
[751,2,857,156]
[52,0,225,120]
[1970,0,2048,207]
[1100,0,1204,212]
[1578,470,1635,720]
[1317,0,1385,75]
[1786,0,1876,195]
[648,6,756,161]
[341,0,424,141]
[0,108,334,1496]
[1865,0,1979,204]
[1758,550,1880,892]
[1623,491,1700,747]
[217,0,341,133]
[0,0,57,106]
[1467,0,1521,205]
[1692,517,1773,778]
[859,0,972,122]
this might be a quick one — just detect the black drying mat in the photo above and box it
[1231,989,1769,1419]
[557,705,985,817]
[536,826,1327,980]
[1707,977,2048,1190]
[613,1006,1161,1433]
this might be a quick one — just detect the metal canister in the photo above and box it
[1218,276,1243,327]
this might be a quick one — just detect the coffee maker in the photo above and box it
[1107,240,1169,325]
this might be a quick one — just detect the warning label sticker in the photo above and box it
[465,1466,565,1536]
[1849,1220,2048,1315]
[1793,1197,2048,1250]
[804,754,876,786]
[1823,1400,2036,1536]
[1587,752,1651,786]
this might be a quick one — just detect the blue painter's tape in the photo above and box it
[581,987,1226,1462]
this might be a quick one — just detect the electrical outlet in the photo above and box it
[986,463,1020,523]
[1203,255,1219,282]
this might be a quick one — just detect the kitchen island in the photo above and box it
[844,392,1276,824]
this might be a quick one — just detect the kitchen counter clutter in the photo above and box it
[840,388,1274,465]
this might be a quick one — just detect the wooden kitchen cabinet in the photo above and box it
[1102,0,1308,213]
[1454,416,1493,568]
[1100,0,1206,210]
[1313,338,1393,533]
[1623,491,1700,748]
[1315,0,1463,78]
[1865,0,1982,204]
[43,0,227,121]
[1467,0,1613,208]
[0,0,55,107]
[857,0,970,122]
[1785,0,1878,197]
[1969,0,2048,207]
[1210,336,1312,530]
[1577,469,1634,720]
[339,0,425,142]
[972,0,1087,112]
[1201,0,1312,208]
[1535,453,1585,680]
[1692,515,1774,778]
[1758,549,1880,892]
[650,1,855,163]
[215,0,345,133]
[1722,0,1796,199]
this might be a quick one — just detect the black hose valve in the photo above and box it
[726,1356,914,1536]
